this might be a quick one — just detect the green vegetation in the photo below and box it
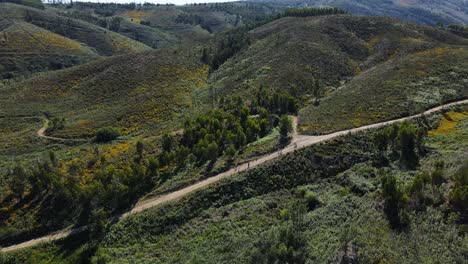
[157,91,296,170]
[248,0,468,26]
[449,161,468,217]
[0,143,158,246]
[373,122,426,169]
[283,7,346,17]
[95,127,120,143]
[0,2,151,79]
[0,0,43,9]
[4,108,467,263]
[279,115,292,144]
[1,3,468,263]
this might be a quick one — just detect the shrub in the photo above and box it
[304,191,320,210]
[381,171,407,228]
[95,127,120,143]
[449,161,468,214]
[279,115,292,143]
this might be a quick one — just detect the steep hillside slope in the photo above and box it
[249,0,468,25]
[0,48,208,151]
[4,106,468,263]
[299,46,468,134]
[0,19,99,79]
[0,3,151,78]
[207,15,468,134]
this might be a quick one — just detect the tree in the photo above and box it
[279,115,292,143]
[381,172,407,228]
[49,150,57,167]
[225,144,236,162]
[136,141,144,162]
[250,201,306,264]
[95,127,120,143]
[109,17,122,31]
[175,146,189,167]
[259,118,269,137]
[207,142,219,163]
[373,130,389,165]
[449,161,468,214]
[398,123,419,169]
[161,134,174,152]
[9,165,28,195]
[147,158,159,179]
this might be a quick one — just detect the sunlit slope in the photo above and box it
[207,15,468,134]
[0,49,208,148]
[0,3,152,78]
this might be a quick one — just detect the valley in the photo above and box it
[0,0,467,263]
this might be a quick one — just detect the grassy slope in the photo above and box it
[4,107,467,263]
[207,15,468,134]
[299,46,468,134]
[0,3,151,78]
[0,48,208,154]
[0,19,99,79]
[249,0,468,26]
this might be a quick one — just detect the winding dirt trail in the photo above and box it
[2,99,467,253]
[37,119,69,142]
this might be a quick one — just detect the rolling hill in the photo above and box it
[1,5,468,264]
[249,0,468,26]
[0,48,208,151]
[207,15,468,134]
[0,2,152,78]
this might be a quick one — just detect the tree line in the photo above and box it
[201,7,347,71]
[0,148,158,246]
[157,89,297,170]
[282,7,347,18]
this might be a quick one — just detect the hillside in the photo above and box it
[1,5,468,263]
[0,2,151,78]
[207,15,468,134]
[0,18,99,79]
[0,48,207,149]
[3,105,468,263]
[249,0,468,26]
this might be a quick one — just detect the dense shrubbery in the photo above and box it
[176,14,212,32]
[102,132,373,248]
[0,145,158,246]
[45,117,65,133]
[201,7,347,71]
[283,7,346,18]
[95,127,120,143]
[202,27,251,70]
[1,0,44,9]
[373,122,426,169]
[449,161,468,221]
[157,90,297,168]
[251,200,307,263]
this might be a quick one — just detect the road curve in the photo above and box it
[37,119,69,142]
[2,99,467,253]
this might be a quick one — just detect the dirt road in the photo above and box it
[2,99,467,253]
[37,119,69,141]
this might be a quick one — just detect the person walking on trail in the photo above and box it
[248,162,250,169]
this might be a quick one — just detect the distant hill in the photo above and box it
[0,0,44,9]
[0,3,152,79]
[247,0,468,26]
